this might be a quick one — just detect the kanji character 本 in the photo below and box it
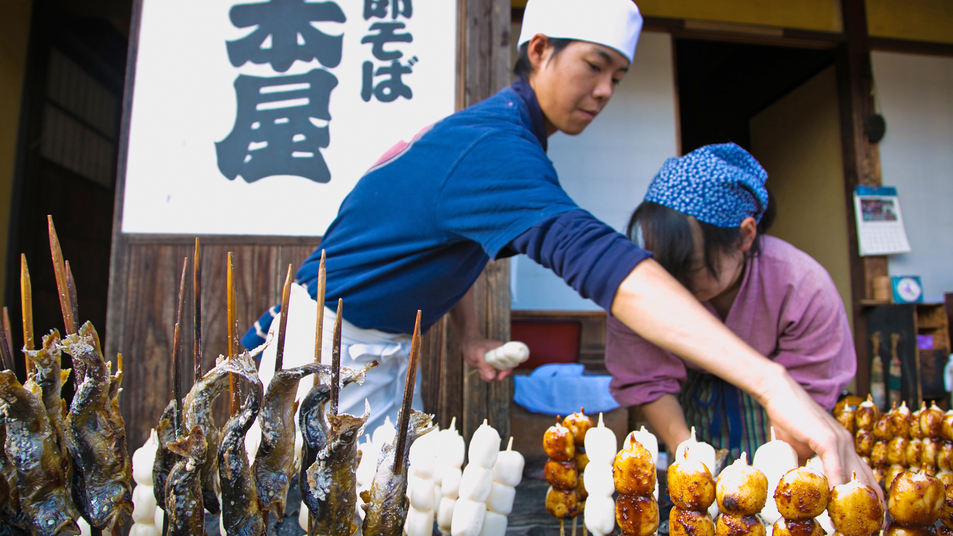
[362,58,415,102]
[361,22,413,61]
[227,0,346,72]
[364,0,413,20]
[216,70,338,184]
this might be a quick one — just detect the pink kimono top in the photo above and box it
[605,236,856,456]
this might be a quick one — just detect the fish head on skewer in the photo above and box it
[327,399,372,446]
[167,426,208,466]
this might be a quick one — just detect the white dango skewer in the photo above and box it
[583,413,618,536]
[404,427,440,536]
[468,419,502,469]
[752,427,798,525]
[626,425,659,464]
[481,437,525,536]
[675,426,719,518]
[452,420,501,536]
[627,425,660,499]
[130,429,161,535]
[483,341,530,371]
[437,418,466,535]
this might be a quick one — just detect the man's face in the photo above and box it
[529,38,630,136]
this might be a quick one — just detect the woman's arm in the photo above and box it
[448,286,507,381]
[611,258,878,496]
[639,394,692,456]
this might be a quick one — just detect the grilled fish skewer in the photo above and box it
[218,376,264,536]
[152,401,178,512]
[0,415,28,533]
[307,403,370,536]
[165,426,207,536]
[298,363,375,520]
[253,362,327,520]
[181,350,261,515]
[61,322,132,531]
[0,370,80,535]
[361,410,435,536]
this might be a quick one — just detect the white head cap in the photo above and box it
[517,0,644,64]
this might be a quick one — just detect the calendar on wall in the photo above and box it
[853,185,912,256]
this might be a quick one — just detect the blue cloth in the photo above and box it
[244,81,652,346]
[690,376,744,452]
[644,142,769,227]
[513,364,621,415]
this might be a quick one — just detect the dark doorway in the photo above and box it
[676,38,835,154]
[5,1,131,382]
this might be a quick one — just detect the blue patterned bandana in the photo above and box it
[644,143,769,228]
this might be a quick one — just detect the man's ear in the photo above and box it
[738,217,758,253]
[526,33,550,71]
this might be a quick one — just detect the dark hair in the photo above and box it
[512,38,575,79]
[626,192,776,293]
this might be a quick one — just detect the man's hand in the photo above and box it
[611,260,882,502]
[461,334,509,381]
[760,372,884,503]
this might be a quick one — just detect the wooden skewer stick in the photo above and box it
[393,310,422,471]
[560,518,565,536]
[226,252,240,415]
[172,257,188,435]
[0,310,13,373]
[572,516,577,536]
[20,255,34,378]
[275,264,293,372]
[193,238,202,383]
[47,216,76,335]
[329,298,343,416]
[2,308,12,363]
[506,436,513,451]
[313,250,326,387]
[65,261,80,326]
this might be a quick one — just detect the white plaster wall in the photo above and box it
[510,31,679,311]
[871,52,953,303]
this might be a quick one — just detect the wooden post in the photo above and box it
[458,0,513,442]
[837,0,885,397]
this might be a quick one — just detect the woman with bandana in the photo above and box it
[605,143,856,463]
[244,0,874,493]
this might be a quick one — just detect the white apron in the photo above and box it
[256,283,424,433]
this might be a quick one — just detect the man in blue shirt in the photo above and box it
[246,0,877,495]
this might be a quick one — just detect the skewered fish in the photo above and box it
[253,362,327,520]
[165,426,207,536]
[181,349,263,517]
[0,417,28,534]
[60,322,131,531]
[306,401,370,536]
[298,362,374,512]
[23,331,70,458]
[218,377,264,536]
[361,410,435,536]
[0,370,79,535]
[152,401,177,511]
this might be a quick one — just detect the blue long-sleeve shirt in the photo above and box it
[243,79,649,347]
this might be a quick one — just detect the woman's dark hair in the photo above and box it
[626,191,776,293]
[512,38,575,79]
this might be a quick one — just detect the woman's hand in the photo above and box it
[640,394,692,456]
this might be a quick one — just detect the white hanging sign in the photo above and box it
[121,0,457,235]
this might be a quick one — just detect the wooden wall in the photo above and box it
[107,0,514,449]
